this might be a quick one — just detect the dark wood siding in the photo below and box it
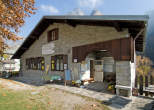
[130,37,134,62]
[121,38,131,60]
[112,39,121,60]
[72,37,134,62]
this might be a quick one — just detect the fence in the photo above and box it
[135,74,154,97]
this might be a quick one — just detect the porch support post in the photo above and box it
[115,61,135,97]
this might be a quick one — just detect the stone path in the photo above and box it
[48,84,154,110]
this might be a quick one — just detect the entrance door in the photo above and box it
[94,60,104,82]
[90,60,94,79]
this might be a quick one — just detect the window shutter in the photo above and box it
[39,57,42,70]
[31,58,34,69]
[37,58,39,70]
[55,28,58,40]
[47,28,58,42]
[33,58,35,69]
[29,58,31,69]
[26,59,28,69]
[63,55,68,70]
[47,31,51,42]
[51,56,55,71]
[34,58,37,70]
[41,57,45,71]
[28,59,30,69]
[33,58,35,70]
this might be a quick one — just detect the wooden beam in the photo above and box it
[65,20,77,27]
[21,47,28,50]
[30,36,37,40]
[67,22,77,27]
[134,28,144,40]
[113,22,123,32]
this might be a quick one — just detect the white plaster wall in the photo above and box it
[103,57,115,73]
[116,61,136,96]
[14,59,20,71]
[80,53,95,80]
[116,61,131,86]
[131,62,136,88]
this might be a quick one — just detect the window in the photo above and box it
[56,55,63,71]
[51,56,55,71]
[26,57,45,70]
[47,28,58,42]
[51,55,68,71]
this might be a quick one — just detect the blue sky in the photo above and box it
[16,0,154,44]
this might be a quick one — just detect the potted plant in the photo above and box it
[107,84,116,94]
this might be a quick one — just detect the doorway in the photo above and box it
[93,60,104,82]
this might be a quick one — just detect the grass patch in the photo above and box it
[73,104,82,110]
[0,83,111,110]
[0,86,47,110]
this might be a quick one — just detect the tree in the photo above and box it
[151,69,154,77]
[136,56,153,76]
[0,0,36,52]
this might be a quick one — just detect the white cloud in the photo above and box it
[78,0,104,9]
[68,8,85,15]
[40,5,59,14]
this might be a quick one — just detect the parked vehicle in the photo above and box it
[0,60,20,78]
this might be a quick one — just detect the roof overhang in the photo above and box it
[12,15,149,59]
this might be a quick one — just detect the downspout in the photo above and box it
[133,26,146,89]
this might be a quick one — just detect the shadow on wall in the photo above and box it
[145,10,154,63]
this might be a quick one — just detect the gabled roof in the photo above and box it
[12,15,149,59]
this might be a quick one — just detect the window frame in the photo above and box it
[26,57,45,71]
[47,28,59,42]
[55,55,64,71]
[51,56,56,71]
[51,55,68,71]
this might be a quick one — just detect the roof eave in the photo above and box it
[12,15,149,59]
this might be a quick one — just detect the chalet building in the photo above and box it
[0,45,20,72]
[12,15,148,97]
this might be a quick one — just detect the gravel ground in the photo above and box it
[47,84,154,110]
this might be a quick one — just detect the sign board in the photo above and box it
[64,64,67,70]
[74,59,78,63]
[42,42,55,55]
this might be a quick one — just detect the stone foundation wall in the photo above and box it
[116,61,135,97]
[116,61,131,86]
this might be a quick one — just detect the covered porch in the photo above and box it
[72,37,136,97]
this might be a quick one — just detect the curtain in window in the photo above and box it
[60,56,64,71]
[51,55,68,71]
